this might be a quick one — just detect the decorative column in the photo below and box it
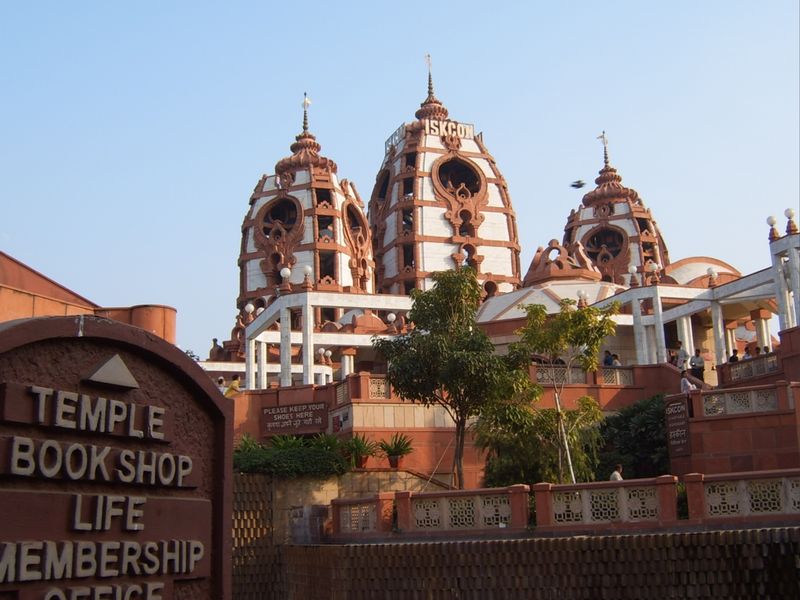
[652,287,667,363]
[245,337,256,390]
[750,309,772,350]
[631,297,648,365]
[677,315,694,355]
[710,302,726,367]
[724,323,737,358]
[279,307,292,387]
[257,340,268,390]
[341,348,356,380]
[301,299,314,385]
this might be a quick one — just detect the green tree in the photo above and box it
[597,394,668,479]
[475,395,604,487]
[510,299,619,483]
[373,268,531,488]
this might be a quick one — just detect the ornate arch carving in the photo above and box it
[430,155,489,233]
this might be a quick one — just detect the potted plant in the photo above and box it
[379,433,414,468]
[345,434,379,468]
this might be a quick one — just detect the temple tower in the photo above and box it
[561,134,670,285]
[368,68,521,297]
[224,96,374,358]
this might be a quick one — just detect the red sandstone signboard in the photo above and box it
[262,402,326,436]
[0,316,232,599]
[665,397,691,458]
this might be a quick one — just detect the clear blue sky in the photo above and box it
[1,1,798,355]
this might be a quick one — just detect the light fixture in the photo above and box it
[280,267,292,280]
[706,267,718,278]
[256,307,264,315]
[244,303,255,314]
[785,208,796,220]
[627,265,637,275]
[386,313,396,323]
[324,350,332,358]
[766,215,777,226]
[303,265,313,276]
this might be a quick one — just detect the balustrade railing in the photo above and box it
[702,387,779,417]
[599,367,634,386]
[727,354,780,382]
[685,470,800,522]
[536,366,586,385]
[533,476,677,532]
[327,470,800,542]
[368,377,390,399]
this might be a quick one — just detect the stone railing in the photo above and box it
[396,485,529,535]
[685,470,800,524]
[727,354,780,383]
[535,366,586,385]
[701,386,779,417]
[368,376,391,399]
[329,486,529,542]
[598,367,634,386]
[335,381,349,405]
[532,476,678,533]
[331,492,394,538]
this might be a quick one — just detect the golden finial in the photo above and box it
[302,92,311,133]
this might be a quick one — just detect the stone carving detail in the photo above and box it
[748,479,782,514]
[369,378,389,399]
[553,491,583,523]
[413,498,442,529]
[341,503,376,532]
[448,497,476,529]
[481,495,512,527]
[522,240,601,286]
[589,489,620,522]
[705,482,740,516]
[626,487,658,521]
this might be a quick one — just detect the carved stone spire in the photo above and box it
[276,93,337,176]
[415,55,449,121]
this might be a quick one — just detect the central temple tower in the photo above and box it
[368,70,521,297]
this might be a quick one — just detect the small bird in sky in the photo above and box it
[571,180,586,189]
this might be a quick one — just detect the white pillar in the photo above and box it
[301,300,314,385]
[341,353,353,380]
[771,249,794,330]
[788,243,800,328]
[257,341,267,390]
[753,318,770,350]
[677,315,694,355]
[725,327,736,358]
[652,287,667,363]
[280,307,292,387]
[645,324,657,364]
[245,337,256,390]
[631,298,647,365]
[711,302,726,367]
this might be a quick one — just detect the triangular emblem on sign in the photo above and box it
[84,354,140,389]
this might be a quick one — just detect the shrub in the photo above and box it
[234,436,348,478]
[378,433,414,457]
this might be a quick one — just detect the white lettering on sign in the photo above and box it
[28,386,166,440]
[72,495,146,532]
[384,123,406,154]
[423,119,475,139]
[0,539,204,583]
[7,436,193,487]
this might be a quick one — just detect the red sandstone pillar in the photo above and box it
[689,389,703,419]
[330,499,343,535]
[376,492,395,533]
[655,475,678,524]
[507,484,530,529]
[395,491,413,532]
[531,483,554,527]
[775,381,790,410]
[683,472,706,523]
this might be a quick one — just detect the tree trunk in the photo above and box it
[453,418,467,489]
[554,391,576,484]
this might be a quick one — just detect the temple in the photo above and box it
[189,66,799,488]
